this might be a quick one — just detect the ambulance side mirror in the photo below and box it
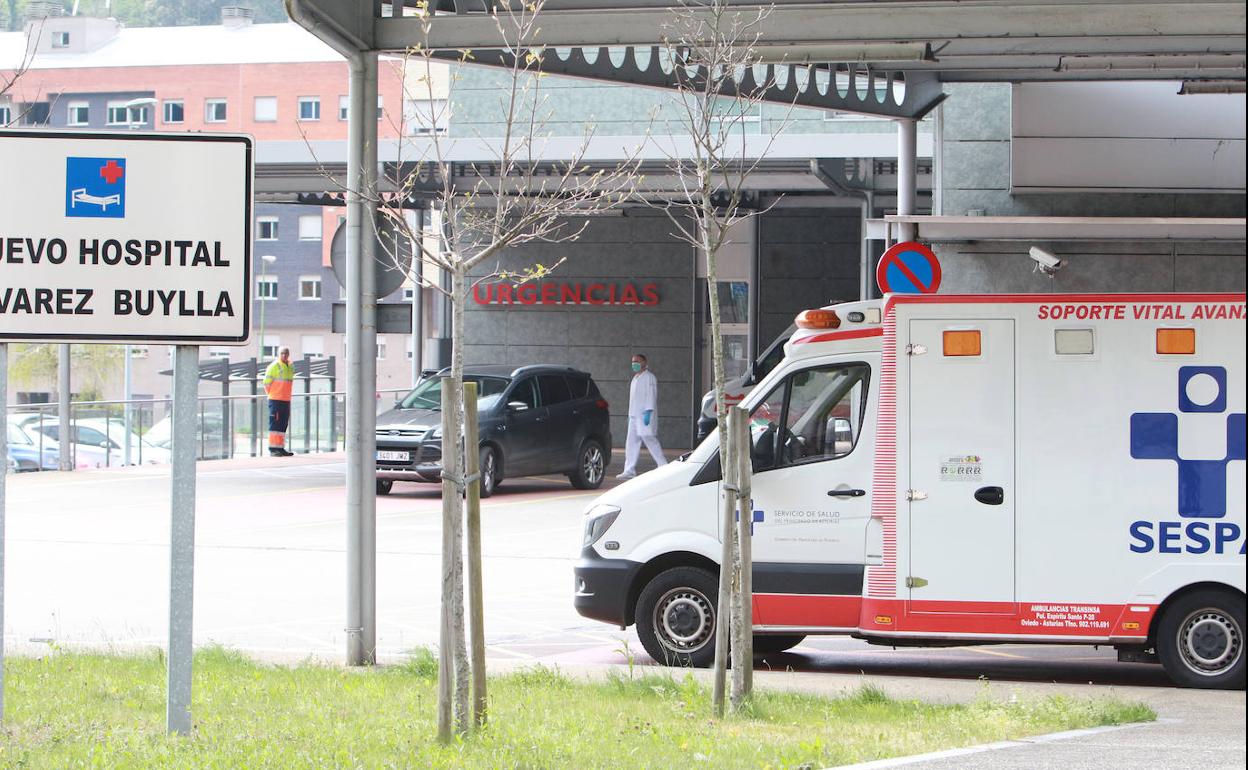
[507,401,529,413]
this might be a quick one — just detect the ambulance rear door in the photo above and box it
[907,318,1017,611]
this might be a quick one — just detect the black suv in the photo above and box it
[375,365,612,497]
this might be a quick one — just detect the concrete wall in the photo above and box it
[464,211,697,449]
[757,207,862,345]
[936,83,1246,293]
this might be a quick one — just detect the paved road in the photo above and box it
[0,453,1213,683]
[4,453,1244,768]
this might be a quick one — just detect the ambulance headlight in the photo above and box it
[583,504,621,548]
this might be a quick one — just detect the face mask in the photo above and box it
[631,362,642,373]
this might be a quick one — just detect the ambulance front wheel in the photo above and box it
[636,566,718,668]
[1157,588,1245,689]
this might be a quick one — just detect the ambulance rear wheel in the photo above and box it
[636,566,718,668]
[1157,589,1245,689]
[376,479,393,496]
[753,635,806,655]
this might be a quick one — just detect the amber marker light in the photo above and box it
[795,309,840,329]
[1156,328,1196,354]
[942,329,982,356]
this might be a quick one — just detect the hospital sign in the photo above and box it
[0,130,252,344]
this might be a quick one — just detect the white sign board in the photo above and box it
[0,130,252,343]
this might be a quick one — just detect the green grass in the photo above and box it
[0,648,1154,769]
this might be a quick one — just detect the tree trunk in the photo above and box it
[450,267,471,733]
[705,207,736,718]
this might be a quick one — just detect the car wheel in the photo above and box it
[753,635,806,655]
[1157,588,1245,689]
[376,479,393,496]
[636,566,718,668]
[569,439,606,490]
[479,446,498,498]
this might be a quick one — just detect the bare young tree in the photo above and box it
[650,0,792,716]
[363,0,640,741]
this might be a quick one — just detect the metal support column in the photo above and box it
[248,357,259,457]
[58,344,71,471]
[345,52,379,666]
[303,353,313,454]
[123,345,133,465]
[360,53,380,663]
[897,119,918,243]
[167,345,198,735]
[0,344,7,723]
[412,208,424,385]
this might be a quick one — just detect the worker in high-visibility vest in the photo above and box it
[264,346,295,456]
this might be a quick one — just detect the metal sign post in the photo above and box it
[0,343,7,723]
[0,130,252,734]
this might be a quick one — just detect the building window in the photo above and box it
[256,216,279,240]
[300,335,324,357]
[106,102,129,126]
[67,101,89,126]
[129,104,150,125]
[298,215,322,241]
[402,287,416,301]
[0,104,11,125]
[338,95,385,121]
[52,31,70,48]
[261,336,281,359]
[404,98,449,135]
[297,96,320,121]
[205,99,228,123]
[163,99,184,124]
[257,275,278,299]
[406,337,414,360]
[376,338,388,360]
[254,96,278,122]
[299,275,322,300]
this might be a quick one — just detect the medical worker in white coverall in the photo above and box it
[618,353,667,479]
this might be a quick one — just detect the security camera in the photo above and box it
[1028,246,1063,276]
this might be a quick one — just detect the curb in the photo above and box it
[825,718,1175,769]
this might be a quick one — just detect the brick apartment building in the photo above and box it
[1,6,441,403]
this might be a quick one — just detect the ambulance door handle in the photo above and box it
[827,488,866,498]
[974,486,1004,506]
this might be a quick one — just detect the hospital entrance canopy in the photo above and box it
[288,1,1246,121]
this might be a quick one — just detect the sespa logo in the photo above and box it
[1129,367,1246,555]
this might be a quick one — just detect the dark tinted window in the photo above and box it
[508,378,538,409]
[538,375,573,405]
[567,375,590,399]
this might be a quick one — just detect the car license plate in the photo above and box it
[376,450,410,462]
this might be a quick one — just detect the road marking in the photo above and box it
[963,646,1027,659]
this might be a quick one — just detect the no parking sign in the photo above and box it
[876,241,942,295]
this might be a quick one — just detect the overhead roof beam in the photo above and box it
[377,3,1246,52]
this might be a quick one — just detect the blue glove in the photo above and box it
[643,410,652,426]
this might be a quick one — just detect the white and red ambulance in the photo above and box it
[575,293,1247,688]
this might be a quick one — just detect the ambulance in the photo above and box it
[574,293,1247,689]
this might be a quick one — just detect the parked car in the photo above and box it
[26,418,170,467]
[7,419,60,471]
[144,412,234,460]
[375,365,612,497]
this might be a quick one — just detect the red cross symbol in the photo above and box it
[99,160,125,184]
